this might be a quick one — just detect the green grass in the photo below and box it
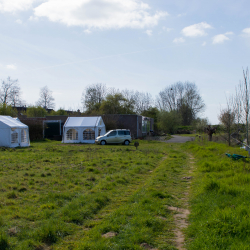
[0,140,190,249]
[182,141,250,250]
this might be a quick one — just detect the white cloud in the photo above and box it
[202,42,206,46]
[182,22,212,37]
[145,29,152,36]
[6,64,17,70]
[212,32,233,44]
[33,0,168,30]
[173,37,185,43]
[84,29,92,34]
[0,0,35,12]
[16,19,23,24]
[242,28,250,36]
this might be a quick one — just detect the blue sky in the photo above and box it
[0,0,250,124]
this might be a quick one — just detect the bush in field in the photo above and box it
[157,110,182,134]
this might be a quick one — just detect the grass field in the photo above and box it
[0,140,191,250]
[183,140,250,250]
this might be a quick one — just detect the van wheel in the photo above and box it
[100,140,106,145]
[124,140,130,146]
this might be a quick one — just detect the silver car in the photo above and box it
[95,129,132,145]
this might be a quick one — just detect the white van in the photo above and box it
[95,129,132,145]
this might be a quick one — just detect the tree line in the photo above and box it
[0,77,55,109]
[81,82,206,132]
[0,77,206,133]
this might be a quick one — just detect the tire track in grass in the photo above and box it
[66,149,190,249]
[82,156,169,227]
[53,154,170,248]
[167,154,195,250]
[54,153,177,250]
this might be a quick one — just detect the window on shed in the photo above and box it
[21,129,27,143]
[11,130,18,144]
[98,129,101,136]
[66,129,78,140]
[83,129,95,140]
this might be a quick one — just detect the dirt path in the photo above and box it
[165,135,194,143]
[167,155,195,250]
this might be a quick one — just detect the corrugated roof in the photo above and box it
[0,116,28,128]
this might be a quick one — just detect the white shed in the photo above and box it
[62,116,106,144]
[0,116,30,148]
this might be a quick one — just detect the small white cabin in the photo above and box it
[62,116,106,144]
[0,116,30,148]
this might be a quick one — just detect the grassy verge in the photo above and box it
[182,141,250,250]
[0,140,190,249]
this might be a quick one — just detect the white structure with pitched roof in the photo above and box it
[0,116,30,147]
[62,116,106,144]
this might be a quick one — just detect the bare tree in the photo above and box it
[231,68,250,145]
[10,84,25,107]
[0,77,23,106]
[121,90,153,114]
[37,86,55,109]
[218,97,236,146]
[232,86,243,141]
[156,82,205,125]
[241,68,250,144]
[134,91,153,114]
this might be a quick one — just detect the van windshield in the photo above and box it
[104,131,117,136]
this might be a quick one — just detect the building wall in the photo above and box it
[19,117,46,141]
[102,114,147,139]
[20,114,154,141]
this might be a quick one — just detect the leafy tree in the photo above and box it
[81,83,107,114]
[25,106,47,117]
[157,110,182,134]
[192,117,209,133]
[141,107,159,131]
[0,104,17,116]
[48,108,68,116]
[100,93,135,114]
[37,86,55,109]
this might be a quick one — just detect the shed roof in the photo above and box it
[0,116,28,129]
[64,116,104,128]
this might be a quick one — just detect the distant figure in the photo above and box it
[206,125,217,141]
